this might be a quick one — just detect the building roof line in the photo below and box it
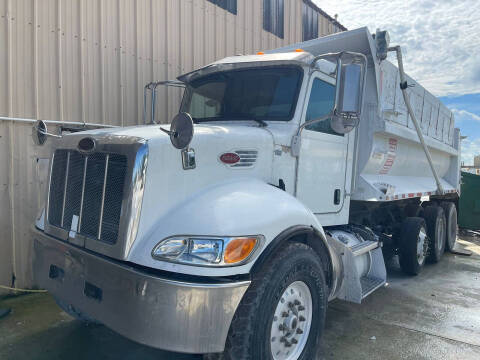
[303,0,348,32]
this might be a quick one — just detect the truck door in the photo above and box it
[296,72,349,214]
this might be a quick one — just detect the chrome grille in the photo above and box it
[48,149,128,244]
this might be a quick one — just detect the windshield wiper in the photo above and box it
[193,116,268,127]
[252,118,268,127]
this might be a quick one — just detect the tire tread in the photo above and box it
[208,242,326,360]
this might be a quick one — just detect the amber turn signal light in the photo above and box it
[224,237,257,264]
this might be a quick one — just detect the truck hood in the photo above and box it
[134,123,275,253]
[86,123,276,256]
[44,123,275,260]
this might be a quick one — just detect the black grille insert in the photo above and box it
[48,149,128,244]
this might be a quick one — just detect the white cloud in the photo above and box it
[450,108,480,163]
[461,138,480,165]
[452,109,480,122]
[315,0,480,97]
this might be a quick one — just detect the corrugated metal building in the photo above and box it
[0,0,344,292]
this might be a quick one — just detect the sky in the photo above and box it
[314,0,480,164]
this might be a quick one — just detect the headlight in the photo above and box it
[152,236,263,266]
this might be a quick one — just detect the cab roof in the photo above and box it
[177,51,316,84]
[177,51,338,84]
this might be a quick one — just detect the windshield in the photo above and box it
[182,66,303,122]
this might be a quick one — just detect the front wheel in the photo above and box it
[214,243,328,360]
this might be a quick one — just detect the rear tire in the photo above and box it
[399,217,428,276]
[215,242,328,360]
[441,202,457,252]
[404,203,424,218]
[423,206,447,263]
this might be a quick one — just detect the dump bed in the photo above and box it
[272,27,460,202]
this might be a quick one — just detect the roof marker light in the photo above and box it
[256,51,265,55]
[295,49,304,52]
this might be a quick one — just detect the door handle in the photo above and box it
[334,189,341,205]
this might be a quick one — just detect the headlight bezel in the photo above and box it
[151,235,265,267]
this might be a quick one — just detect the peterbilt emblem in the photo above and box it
[219,152,240,164]
[78,137,96,153]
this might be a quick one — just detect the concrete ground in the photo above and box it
[1,234,480,360]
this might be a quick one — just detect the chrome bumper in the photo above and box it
[33,228,250,354]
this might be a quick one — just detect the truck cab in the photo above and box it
[32,28,460,360]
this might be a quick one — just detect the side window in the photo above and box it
[305,78,339,135]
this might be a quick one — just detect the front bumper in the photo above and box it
[33,227,250,354]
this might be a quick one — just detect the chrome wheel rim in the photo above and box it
[417,227,427,265]
[270,281,313,360]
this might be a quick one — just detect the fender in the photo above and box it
[128,178,336,278]
[250,225,334,294]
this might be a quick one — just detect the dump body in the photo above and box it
[271,27,460,202]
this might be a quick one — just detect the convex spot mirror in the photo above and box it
[162,112,194,149]
[32,120,48,146]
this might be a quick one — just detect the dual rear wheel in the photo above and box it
[399,202,457,275]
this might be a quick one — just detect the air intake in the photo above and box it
[230,150,258,168]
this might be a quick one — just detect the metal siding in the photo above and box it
[0,0,341,291]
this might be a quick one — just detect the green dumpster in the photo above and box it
[459,171,480,230]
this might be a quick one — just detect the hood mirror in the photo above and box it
[32,120,62,145]
[32,120,47,145]
[161,112,194,149]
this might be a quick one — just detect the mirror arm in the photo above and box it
[296,113,334,137]
[34,122,62,139]
[159,127,176,137]
[36,127,62,138]
[291,113,334,157]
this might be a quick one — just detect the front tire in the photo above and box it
[216,243,327,360]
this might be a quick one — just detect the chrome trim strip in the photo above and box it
[60,152,71,227]
[44,151,69,241]
[123,143,149,257]
[97,154,109,239]
[45,151,55,230]
[77,156,88,232]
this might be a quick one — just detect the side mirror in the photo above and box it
[32,120,63,145]
[292,51,368,156]
[32,120,48,145]
[160,112,194,149]
[332,53,367,134]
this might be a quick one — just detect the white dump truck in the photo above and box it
[33,27,460,359]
